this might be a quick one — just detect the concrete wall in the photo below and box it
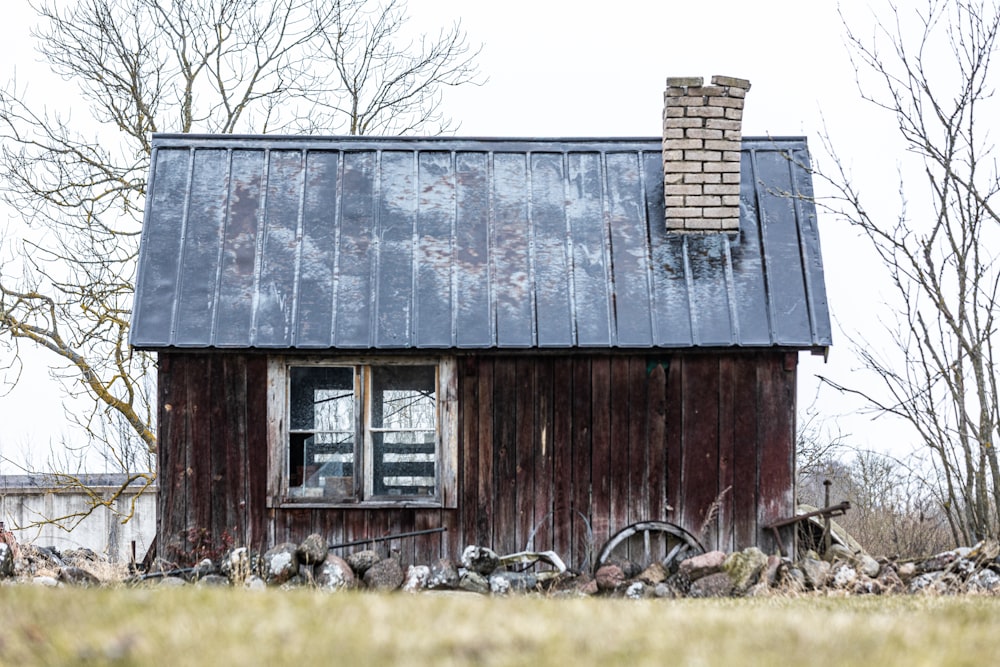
[0,475,156,563]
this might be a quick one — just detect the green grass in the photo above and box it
[2,587,999,666]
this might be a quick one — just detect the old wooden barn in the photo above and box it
[131,76,831,567]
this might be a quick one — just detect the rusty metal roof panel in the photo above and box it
[131,135,832,351]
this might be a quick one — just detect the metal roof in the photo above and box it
[130,135,831,351]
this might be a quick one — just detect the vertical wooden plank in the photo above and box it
[209,355,230,547]
[475,359,494,547]
[608,357,630,537]
[397,508,416,566]
[287,509,312,546]
[413,509,442,564]
[627,358,649,526]
[459,358,480,555]
[220,356,247,546]
[439,357,459,508]
[189,355,213,554]
[758,353,796,555]
[733,356,759,549]
[647,363,668,524]
[664,357,683,526]
[680,355,720,550]
[570,358,592,571]
[590,358,612,552]
[493,358,518,554]
[515,358,535,553]
[246,355,271,552]
[367,509,391,558]
[718,356,737,553]
[532,357,555,552]
[551,358,574,560]
[343,510,369,554]
[317,509,345,553]
[158,354,188,560]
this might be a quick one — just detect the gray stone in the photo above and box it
[298,533,329,565]
[825,544,855,564]
[852,576,882,595]
[403,565,430,593]
[263,542,299,585]
[908,571,944,594]
[245,575,267,591]
[363,557,404,591]
[688,572,734,598]
[32,576,59,587]
[458,571,490,594]
[952,558,977,579]
[190,558,216,581]
[965,568,1000,593]
[831,563,857,589]
[221,547,251,585]
[678,550,726,581]
[858,554,881,579]
[0,543,13,578]
[461,545,500,576]
[594,564,626,592]
[63,547,99,563]
[897,562,917,582]
[195,574,230,587]
[158,576,188,587]
[877,566,905,594]
[58,566,100,587]
[625,582,646,599]
[346,550,381,576]
[428,558,460,589]
[653,582,678,598]
[800,557,831,590]
[489,571,537,595]
[723,547,767,592]
[779,565,806,592]
[315,554,355,591]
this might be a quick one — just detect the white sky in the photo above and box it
[0,0,910,470]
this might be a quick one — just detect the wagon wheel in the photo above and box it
[595,521,705,574]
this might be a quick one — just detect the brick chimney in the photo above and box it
[663,75,750,232]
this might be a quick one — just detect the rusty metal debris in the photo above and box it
[498,550,568,582]
[328,527,447,552]
[765,500,852,557]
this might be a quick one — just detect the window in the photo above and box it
[267,358,456,507]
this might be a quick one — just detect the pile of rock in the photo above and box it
[4,532,1000,597]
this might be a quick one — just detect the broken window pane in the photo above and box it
[289,366,356,499]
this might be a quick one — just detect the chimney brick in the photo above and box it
[663,75,748,233]
[663,76,750,232]
[663,76,750,233]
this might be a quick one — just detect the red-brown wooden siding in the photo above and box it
[156,352,796,566]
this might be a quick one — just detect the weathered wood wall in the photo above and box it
[157,352,796,566]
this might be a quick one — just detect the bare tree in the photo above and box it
[0,0,481,525]
[817,0,1000,544]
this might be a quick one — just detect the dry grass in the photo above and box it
[1,587,999,666]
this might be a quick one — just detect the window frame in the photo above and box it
[266,356,457,509]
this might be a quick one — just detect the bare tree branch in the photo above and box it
[0,0,482,532]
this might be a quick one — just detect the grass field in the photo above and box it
[1,587,998,666]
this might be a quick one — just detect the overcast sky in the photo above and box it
[0,0,906,470]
